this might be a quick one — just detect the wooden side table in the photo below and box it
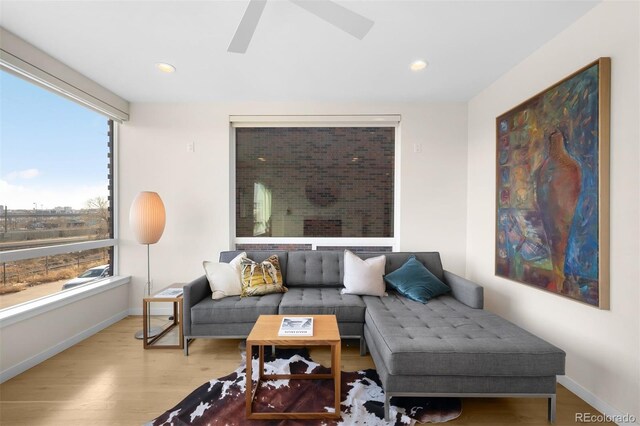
[143,284,184,349]
[246,314,341,420]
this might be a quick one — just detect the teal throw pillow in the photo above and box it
[383,255,450,303]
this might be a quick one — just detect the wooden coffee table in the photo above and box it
[245,314,341,420]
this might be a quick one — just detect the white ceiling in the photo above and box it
[0,0,599,103]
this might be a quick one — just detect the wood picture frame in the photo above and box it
[495,58,610,309]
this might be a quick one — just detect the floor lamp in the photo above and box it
[130,191,166,340]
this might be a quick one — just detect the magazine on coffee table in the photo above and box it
[278,317,314,336]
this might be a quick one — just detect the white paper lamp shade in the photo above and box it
[129,191,166,244]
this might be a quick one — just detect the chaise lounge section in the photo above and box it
[183,250,565,421]
[362,290,564,421]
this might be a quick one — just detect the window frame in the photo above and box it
[230,115,401,250]
[0,69,120,313]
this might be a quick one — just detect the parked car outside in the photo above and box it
[62,265,110,290]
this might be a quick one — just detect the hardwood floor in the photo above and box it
[0,316,613,426]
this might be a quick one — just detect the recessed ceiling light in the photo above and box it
[156,63,176,73]
[258,157,267,162]
[352,157,359,162]
[410,60,428,72]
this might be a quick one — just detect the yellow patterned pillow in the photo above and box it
[240,255,287,296]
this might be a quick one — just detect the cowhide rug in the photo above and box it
[147,348,461,425]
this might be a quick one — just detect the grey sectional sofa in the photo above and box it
[183,250,565,422]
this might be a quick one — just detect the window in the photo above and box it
[0,70,115,309]
[235,124,396,246]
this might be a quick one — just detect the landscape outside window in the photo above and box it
[0,70,114,309]
[236,127,395,238]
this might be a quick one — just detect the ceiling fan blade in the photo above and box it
[290,0,374,40]
[228,0,267,53]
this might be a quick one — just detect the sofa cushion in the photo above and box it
[240,255,287,296]
[221,251,443,287]
[191,293,283,324]
[363,293,565,377]
[220,251,288,282]
[361,252,445,282]
[278,288,366,323]
[383,255,450,303]
[286,251,343,287]
[342,250,386,296]
[204,252,245,300]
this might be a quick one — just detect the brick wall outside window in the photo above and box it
[236,127,394,238]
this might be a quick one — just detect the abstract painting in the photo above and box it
[495,58,610,308]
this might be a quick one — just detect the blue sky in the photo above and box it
[1,70,110,210]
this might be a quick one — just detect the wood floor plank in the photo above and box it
[0,316,614,425]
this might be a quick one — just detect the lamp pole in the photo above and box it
[147,244,151,296]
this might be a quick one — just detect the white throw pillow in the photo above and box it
[342,250,386,296]
[203,252,246,300]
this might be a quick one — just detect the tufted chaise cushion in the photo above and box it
[278,288,366,322]
[363,293,565,377]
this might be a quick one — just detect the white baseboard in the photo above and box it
[558,376,639,425]
[0,309,129,384]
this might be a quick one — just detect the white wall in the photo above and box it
[0,283,129,381]
[466,1,639,421]
[119,102,468,311]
